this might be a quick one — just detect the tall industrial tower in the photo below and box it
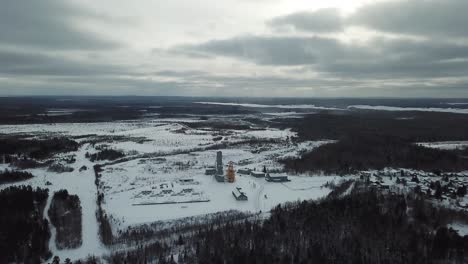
[227,161,236,183]
[216,151,223,175]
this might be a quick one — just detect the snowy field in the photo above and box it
[348,105,468,114]
[96,121,335,231]
[416,141,468,150]
[101,157,335,231]
[0,116,336,261]
[0,144,107,261]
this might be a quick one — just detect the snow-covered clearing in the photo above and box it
[100,137,335,232]
[103,168,334,231]
[416,141,468,150]
[195,102,343,110]
[0,116,338,261]
[0,144,107,261]
[348,105,468,114]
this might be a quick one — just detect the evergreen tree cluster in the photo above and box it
[281,111,468,174]
[110,188,467,264]
[48,189,83,249]
[0,186,51,263]
[0,169,34,184]
[0,137,78,160]
[86,149,125,162]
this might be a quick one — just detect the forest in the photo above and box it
[107,186,468,264]
[48,189,83,249]
[0,186,51,263]
[0,136,79,160]
[0,169,34,184]
[86,149,125,162]
[281,111,468,174]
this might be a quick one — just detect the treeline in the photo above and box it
[291,111,468,142]
[94,165,113,245]
[0,169,33,184]
[86,149,125,162]
[115,210,252,245]
[281,111,468,174]
[0,186,51,263]
[106,187,467,263]
[48,190,82,249]
[0,136,78,160]
[184,121,251,130]
[282,135,468,174]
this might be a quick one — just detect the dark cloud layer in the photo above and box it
[352,0,468,38]
[1,0,468,97]
[270,0,468,38]
[176,36,344,65]
[0,0,118,50]
[0,49,125,76]
[177,35,468,79]
[173,0,468,96]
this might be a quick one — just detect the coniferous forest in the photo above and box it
[108,186,468,264]
[0,186,51,263]
[48,189,83,249]
[281,111,468,174]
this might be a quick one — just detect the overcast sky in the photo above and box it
[1,0,468,97]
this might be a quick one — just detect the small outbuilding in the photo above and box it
[251,171,266,178]
[205,167,217,175]
[265,174,289,182]
[238,168,252,175]
[232,187,248,201]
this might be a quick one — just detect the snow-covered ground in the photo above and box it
[448,223,468,236]
[348,105,468,114]
[416,141,468,150]
[98,131,335,232]
[0,144,107,261]
[0,116,337,261]
[102,166,334,231]
[195,102,343,110]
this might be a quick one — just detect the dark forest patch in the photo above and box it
[108,188,467,263]
[0,186,50,263]
[281,111,468,174]
[48,190,82,249]
[281,135,468,174]
[86,148,126,162]
[0,137,78,160]
[0,169,34,184]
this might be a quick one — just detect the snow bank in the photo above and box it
[195,102,342,110]
[416,141,468,150]
[348,105,468,114]
[448,223,468,236]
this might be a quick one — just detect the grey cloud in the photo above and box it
[175,35,346,65]
[154,70,207,78]
[320,38,468,78]
[0,49,126,76]
[269,0,468,38]
[176,35,468,79]
[148,69,468,97]
[0,0,119,50]
[268,8,344,33]
[352,0,468,38]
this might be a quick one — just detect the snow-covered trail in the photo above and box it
[0,144,108,262]
[44,194,58,254]
[256,184,265,212]
[47,144,108,261]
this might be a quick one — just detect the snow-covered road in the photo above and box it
[0,144,108,262]
[50,144,107,261]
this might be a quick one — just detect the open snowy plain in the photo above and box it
[0,114,337,261]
